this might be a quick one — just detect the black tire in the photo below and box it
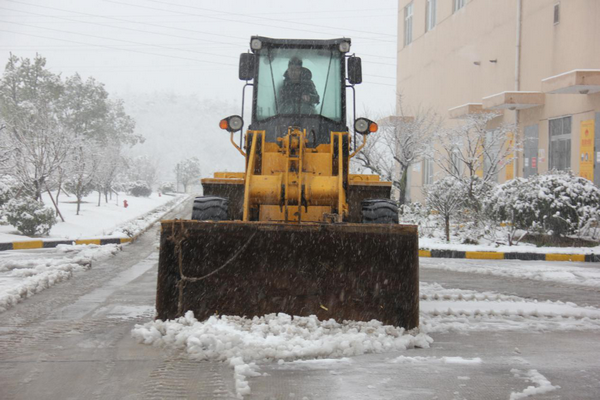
[191,196,229,221]
[361,199,399,224]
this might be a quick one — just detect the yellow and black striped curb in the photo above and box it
[419,249,600,262]
[0,237,133,252]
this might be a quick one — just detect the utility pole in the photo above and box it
[176,163,180,193]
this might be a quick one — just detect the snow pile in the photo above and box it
[132,312,432,398]
[391,355,482,365]
[420,257,600,287]
[510,369,560,399]
[420,282,600,332]
[0,244,120,312]
[107,194,188,238]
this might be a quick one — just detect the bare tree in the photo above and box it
[433,112,520,208]
[423,176,466,242]
[353,106,441,204]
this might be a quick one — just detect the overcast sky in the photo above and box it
[0,0,398,115]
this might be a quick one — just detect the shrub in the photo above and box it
[127,180,152,197]
[486,171,600,238]
[158,182,176,194]
[0,175,21,207]
[4,197,56,236]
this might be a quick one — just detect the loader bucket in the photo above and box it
[156,221,419,329]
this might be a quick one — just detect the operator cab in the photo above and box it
[238,36,361,146]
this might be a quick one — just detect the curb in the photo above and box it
[419,249,600,263]
[0,237,132,252]
[0,194,190,252]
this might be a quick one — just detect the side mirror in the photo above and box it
[354,118,378,134]
[347,57,362,85]
[239,53,255,81]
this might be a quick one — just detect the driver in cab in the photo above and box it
[278,57,320,115]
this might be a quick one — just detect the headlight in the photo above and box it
[251,39,262,50]
[228,115,243,131]
[354,118,378,134]
[354,118,369,133]
[339,41,350,53]
[219,115,244,132]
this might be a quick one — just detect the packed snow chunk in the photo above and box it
[390,355,482,365]
[441,356,482,365]
[510,369,560,399]
[131,312,433,364]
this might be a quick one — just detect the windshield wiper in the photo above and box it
[319,51,334,116]
[267,48,279,114]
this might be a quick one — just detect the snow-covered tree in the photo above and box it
[63,141,99,215]
[124,155,159,188]
[177,157,202,193]
[0,54,72,201]
[353,106,441,204]
[423,176,465,242]
[433,112,520,210]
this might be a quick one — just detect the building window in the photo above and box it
[554,3,560,24]
[453,0,465,13]
[404,2,413,46]
[426,0,437,31]
[549,116,571,171]
[423,157,434,185]
[450,148,462,176]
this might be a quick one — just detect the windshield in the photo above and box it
[255,48,342,122]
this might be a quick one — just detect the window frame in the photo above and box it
[453,0,465,13]
[426,0,437,32]
[404,2,414,46]
[422,157,434,185]
[548,116,572,171]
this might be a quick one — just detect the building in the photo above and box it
[397,0,600,202]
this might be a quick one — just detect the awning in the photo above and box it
[542,69,600,94]
[448,103,484,119]
[482,91,545,110]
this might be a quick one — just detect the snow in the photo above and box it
[0,193,188,312]
[420,282,600,333]
[510,369,561,399]
[419,236,600,255]
[0,243,120,312]
[420,257,600,287]
[0,192,186,242]
[131,312,432,398]
[390,355,482,365]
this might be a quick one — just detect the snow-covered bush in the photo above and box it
[486,171,600,239]
[158,182,175,194]
[4,197,56,236]
[0,175,21,207]
[127,180,152,197]
[423,176,466,242]
[399,201,437,237]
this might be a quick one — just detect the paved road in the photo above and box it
[1,206,599,399]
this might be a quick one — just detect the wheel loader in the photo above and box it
[156,37,419,329]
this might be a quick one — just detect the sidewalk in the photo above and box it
[0,193,190,251]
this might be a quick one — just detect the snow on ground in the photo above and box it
[131,312,432,398]
[0,192,186,241]
[419,236,600,255]
[420,282,600,333]
[510,369,561,399]
[132,281,600,398]
[0,193,189,312]
[420,257,600,287]
[0,244,120,312]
